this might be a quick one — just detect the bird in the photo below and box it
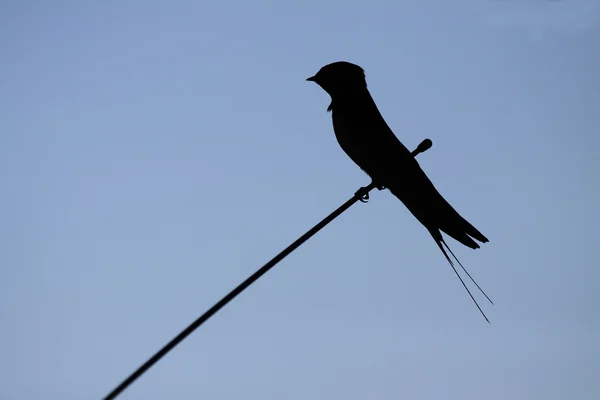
[307,61,492,321]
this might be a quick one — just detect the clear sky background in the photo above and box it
[2,1,599,399]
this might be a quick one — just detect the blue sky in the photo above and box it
[1,1,599,399]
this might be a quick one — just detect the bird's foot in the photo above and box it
[354,140,430,205]
[355,186,370,203]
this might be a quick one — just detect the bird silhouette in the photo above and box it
[307,61,492,321]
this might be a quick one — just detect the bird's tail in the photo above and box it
[428,228,493,322]
[437,203,489,250]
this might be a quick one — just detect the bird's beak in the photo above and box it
[306,75,316,82]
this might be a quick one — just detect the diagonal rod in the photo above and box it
[102,139,432,400]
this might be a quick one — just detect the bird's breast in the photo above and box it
[332,111,365,156]
[331,108,377,173]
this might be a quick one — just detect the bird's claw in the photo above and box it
[355,187,370,203]
[355,140,429,204]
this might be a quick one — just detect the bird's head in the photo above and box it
[306,61,367,97]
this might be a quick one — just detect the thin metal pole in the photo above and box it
[102,139,432,400]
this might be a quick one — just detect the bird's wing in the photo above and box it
[366,102,488,247]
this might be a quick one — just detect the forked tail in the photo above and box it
[428,228,493,322]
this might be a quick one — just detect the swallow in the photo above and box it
[307,61,492,321]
